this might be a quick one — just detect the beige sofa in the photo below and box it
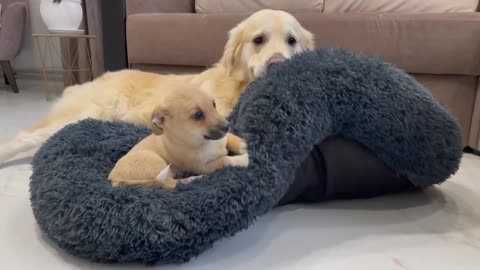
[125,0,480,151]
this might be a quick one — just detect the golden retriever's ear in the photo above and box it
[151,106,168,135]
[300,28,315,51]
[219,25,244,75]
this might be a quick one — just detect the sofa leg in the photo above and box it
[0,61,19,93]
[465,147,480,156]
[3,72,9,85]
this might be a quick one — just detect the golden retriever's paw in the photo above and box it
[226,153,249,167]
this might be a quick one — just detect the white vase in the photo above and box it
[40,0,83,33]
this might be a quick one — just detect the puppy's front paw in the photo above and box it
[226,153,249,167]
[178,175,204,185]
[188,175,205,181]
[179,178,192,185]
[238,141,248,155]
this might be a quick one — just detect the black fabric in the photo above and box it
[279,137,415,205]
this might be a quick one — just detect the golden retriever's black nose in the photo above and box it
[267,54,287,70]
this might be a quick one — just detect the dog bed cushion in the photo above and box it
[30,48,462,264]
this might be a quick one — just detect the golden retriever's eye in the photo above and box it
[213,100,216,109]
[192,111,204,121]
[253,35,264,45]
[287,36,297,46]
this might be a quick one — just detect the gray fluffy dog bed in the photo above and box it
[30,48,462,264]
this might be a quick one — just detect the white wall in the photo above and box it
[12,0,60,71]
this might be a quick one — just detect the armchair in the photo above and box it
[0,0,27,93]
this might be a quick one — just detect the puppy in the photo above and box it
[108,85,248,189]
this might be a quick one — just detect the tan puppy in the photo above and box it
[0,9,314,164]
[108,85,248,189]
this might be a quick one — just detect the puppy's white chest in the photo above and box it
[199,136,228,163]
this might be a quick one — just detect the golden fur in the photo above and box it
[108,85,248,189]
[0,9,314,163]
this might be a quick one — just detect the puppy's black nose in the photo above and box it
[219,121,230,133]
[205,121,230,140]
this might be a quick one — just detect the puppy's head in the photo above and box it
[219,9,315,82]
[151,85,229,145]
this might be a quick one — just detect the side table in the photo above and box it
[32,33,96,100]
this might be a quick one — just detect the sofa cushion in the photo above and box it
[324,0,479,13]
[126,0,194,15]
[127,13,480,76]
[195,0,324,13]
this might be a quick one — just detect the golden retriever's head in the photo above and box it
[219,9,315,82]
[151,85,229,145]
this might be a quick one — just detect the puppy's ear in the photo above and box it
[219,24,244,75]
[300,28,315,51]
[151,106,168,135]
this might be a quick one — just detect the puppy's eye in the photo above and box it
[287,36,297,46]
[213,101,216,109]
[253,35,264,45]
[192,111,204,121]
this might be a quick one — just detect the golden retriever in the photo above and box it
[109,83,249,189]
[0,9,314,163]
